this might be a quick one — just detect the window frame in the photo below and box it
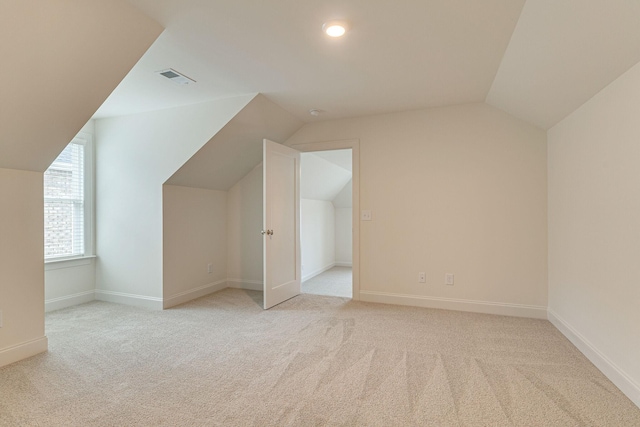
[44,132,95,266]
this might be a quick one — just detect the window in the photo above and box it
[44,137,92,260]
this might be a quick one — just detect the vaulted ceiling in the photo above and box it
[97,0,640,130]
[0,0,162,172]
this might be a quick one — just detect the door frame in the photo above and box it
[290,139,360,301]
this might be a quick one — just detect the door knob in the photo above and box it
[261,230,274,236]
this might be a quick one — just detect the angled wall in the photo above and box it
[0,0,162,172]
[548,60,640,407]
[165,94,303,301]
[95,95,254,308]
[0,1,162,367]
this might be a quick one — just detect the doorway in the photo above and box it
[299,148,353,298]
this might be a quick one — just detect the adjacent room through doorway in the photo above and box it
[299,149,353,298]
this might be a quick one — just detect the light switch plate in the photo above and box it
[361,210,372,221]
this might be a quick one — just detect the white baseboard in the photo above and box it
[548,309,640,408]
[0,336,48,368]
[163,280,227,308]
[359,290,548,319]
[95,290,163,310]
[227,279,263,291]
[45,290,95,312]
[335,262,352,267]
[302,263,335,282]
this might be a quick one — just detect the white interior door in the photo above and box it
[263,139,301,309]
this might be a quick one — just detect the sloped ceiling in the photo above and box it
[166,94,302,190]
[487,0,640,129]
[301,151,352,203]
[0,1,163,172]
[100,0,525,122]
[94,0,640,130]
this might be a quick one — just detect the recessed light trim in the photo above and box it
[322,20,348,37]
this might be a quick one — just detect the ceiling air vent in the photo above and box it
[156,68,196,85]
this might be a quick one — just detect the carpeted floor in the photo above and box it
[1,289,639,426]
[302,266,352,298]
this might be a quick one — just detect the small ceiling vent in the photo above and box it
[156,68,196,85]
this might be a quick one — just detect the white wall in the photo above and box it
[333,179,352,208]
[0,169,47,366]
[333,179,353,267]
[227,163,263,290]
[301,154,351,201]
[335,208,352,266]
[287,103,548,318]
[163,185,227,308]
[548,60,640,407]
[44,259,96,313]
[301,199,336,281]
[95,96,253,308]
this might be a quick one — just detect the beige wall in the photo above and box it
[227,163,263,289]
[0,169,47,365]
[163,185,227,308]
[548,60,640,405]
[287,103,548,316]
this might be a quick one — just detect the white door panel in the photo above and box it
[263,139,301,309]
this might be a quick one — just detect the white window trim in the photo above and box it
[44,131,95,266]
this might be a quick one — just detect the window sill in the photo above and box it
[45,255,97,271]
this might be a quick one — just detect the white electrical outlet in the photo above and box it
[445,273,454,285]
[361,210,372,221]
[207,263,213,274]
[418,272,426,283]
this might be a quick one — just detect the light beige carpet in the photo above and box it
[1,289,639,426]
[302,266,352,298]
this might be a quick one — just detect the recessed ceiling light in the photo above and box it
[322,20,348,37]
[309,109,323,117]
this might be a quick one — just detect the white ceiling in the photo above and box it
[486,0,640,129]
[96,0,640,130]
[166,94,302,190]
[0,0,161,171]
[313,149,352,172]
[301,152,352,202]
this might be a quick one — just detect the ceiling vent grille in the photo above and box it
[156,68,196,85]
